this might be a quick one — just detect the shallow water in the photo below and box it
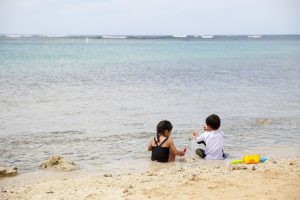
[0,36,300,174]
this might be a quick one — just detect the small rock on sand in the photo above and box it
[0,166,18,178]
[103,174,113,177]
[40,156,76,171]
[123,188,129,193]
[190,174,197,181]
[229,165,248,171]
[147,172,156,176]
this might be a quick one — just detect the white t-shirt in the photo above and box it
[195,130,224,160]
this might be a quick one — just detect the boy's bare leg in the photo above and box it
[196,148,206,158]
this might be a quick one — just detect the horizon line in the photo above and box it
[1,33,300,36]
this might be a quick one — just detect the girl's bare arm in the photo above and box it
[169,139,184,156]
[148,139,153,151]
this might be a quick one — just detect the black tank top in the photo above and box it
[151,137,169,163]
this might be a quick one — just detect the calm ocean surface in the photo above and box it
[0,35,300,174]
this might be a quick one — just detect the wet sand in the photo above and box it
[1,158,300,200]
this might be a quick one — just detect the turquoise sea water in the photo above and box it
[0,36,300,173]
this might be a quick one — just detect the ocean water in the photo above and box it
[0,36,300,174]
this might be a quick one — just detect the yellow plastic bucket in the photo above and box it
[243,154,261,164]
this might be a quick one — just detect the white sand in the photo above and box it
[1,158,300,200]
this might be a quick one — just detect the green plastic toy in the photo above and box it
[230,159,243,164]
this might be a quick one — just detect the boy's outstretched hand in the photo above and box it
[192,130,199,137]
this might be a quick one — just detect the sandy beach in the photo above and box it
[1,158,299,200]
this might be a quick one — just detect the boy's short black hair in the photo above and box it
[206,114,221,130]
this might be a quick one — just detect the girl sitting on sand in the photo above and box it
[148,120,185,162]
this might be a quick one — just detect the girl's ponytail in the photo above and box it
[156,132,160,143]
[156,120,173,143]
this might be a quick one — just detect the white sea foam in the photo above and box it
[44,34,67,38]
[248,35,262,38]
[201,35,214,39]
[172,35,187,38]
[5,35,21,38]
[102,35,127,39]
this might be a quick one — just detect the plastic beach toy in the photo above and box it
[180,147,187,157]
[243,154,260,164]
[230,155,268,164]
[259,157,268,163]
[230,159,243,164]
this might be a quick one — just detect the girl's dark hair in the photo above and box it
[206,114,221,130]
[156,120,173,142]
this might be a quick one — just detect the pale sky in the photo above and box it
[0,0,299,35]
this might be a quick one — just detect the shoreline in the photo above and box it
[2,145,300,177]
[1,158,300,199]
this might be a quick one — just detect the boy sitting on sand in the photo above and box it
[192,114,225,160]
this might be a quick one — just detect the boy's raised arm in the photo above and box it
[192,130,199,137]
[193,131,205,143]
